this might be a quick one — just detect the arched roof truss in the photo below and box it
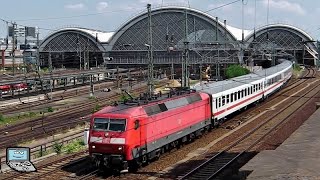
[246,24,316,50]
[107,7,237,52]
[40,29,105,52]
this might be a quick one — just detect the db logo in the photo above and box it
[103,138,111,143]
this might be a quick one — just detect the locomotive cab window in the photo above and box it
[109,119,126,132]
[93,118,126,132]
[93,118,109,131]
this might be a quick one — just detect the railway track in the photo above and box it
[0,80,169,149]
[0,81,115,114]
[0,68,150,114]
[178,69,319,180]
[1,151,89,180]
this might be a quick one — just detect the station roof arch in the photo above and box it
[245,24,316,49]
[107,6,240,51]
[39,27,114,52]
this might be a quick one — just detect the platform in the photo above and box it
[240,104,320,179]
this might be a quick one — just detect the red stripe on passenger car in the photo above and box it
[214,75,290,116]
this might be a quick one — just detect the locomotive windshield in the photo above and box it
[93,118,126,132]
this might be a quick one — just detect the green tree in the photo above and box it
[226,65,250,79]
[293,64,301,71]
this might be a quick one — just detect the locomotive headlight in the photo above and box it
[118,146,123,151]
[92,145,96,149]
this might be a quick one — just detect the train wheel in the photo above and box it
[176,140,181,149]
[128,160,139,173]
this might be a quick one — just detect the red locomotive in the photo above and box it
[88,92,211,172]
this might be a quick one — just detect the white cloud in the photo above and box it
[263,0,305,15]
[64,3,85,10]
[96,2,108,12]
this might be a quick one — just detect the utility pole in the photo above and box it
[23,26,27,73]
[12,22,16,76]
[116,66,119,88]
[77,34,82,70]
[48,45,53,99]
[171,61,174,80]
[182,9,189,88]
[199,63,202,88]
[90,75,94,97]
[85,38,89,70]
[36,28,40,71]
[147,3,154,97]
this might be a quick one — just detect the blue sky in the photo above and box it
[0,0,319,39]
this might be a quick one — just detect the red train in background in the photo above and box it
[89,92,211,172]
[0,83,28,95]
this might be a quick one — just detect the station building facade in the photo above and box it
[39,6,318,71]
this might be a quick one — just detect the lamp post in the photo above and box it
[145,43,154,97]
